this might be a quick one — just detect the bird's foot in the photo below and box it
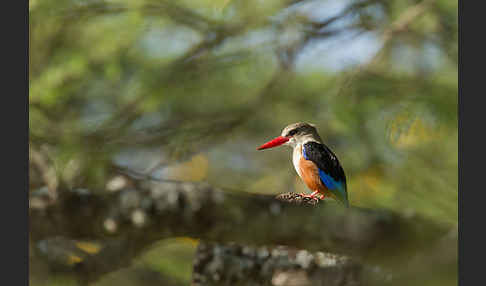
[298,194,319,202]
[298,191,324,201]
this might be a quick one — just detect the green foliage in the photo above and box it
[135,238,198,284]
[30,0,457,284]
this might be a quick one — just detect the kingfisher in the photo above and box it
[257,122,348,207]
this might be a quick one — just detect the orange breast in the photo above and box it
[299,155,328,194]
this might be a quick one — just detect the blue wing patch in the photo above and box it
[317,168,343,190]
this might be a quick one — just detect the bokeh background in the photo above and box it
[29,0,457,285]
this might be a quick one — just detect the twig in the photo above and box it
[29,145,58,201]
[335,0,436,98]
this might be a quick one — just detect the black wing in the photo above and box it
[302,141,348,205]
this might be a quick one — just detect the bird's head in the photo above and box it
[257,122,322,150]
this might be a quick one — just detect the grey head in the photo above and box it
[281,122,323,147]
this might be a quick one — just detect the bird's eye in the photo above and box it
[288,129,298,136]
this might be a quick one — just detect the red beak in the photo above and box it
[257,136,290,150]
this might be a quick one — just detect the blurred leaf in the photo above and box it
[135,238,198,284]
[74,241,103,255]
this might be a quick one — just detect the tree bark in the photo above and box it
[29,178,456,284]
[191,242,365,286]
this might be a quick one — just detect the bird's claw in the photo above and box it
[298,193,322,201]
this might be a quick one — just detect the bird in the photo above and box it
[257,122,348,207]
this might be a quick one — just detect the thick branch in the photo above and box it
[30,179,454,284]
[192,242,365,286]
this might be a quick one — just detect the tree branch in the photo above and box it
[192,242,365,286]
[30,178,455,284]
